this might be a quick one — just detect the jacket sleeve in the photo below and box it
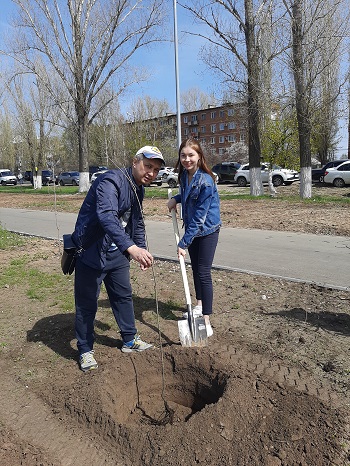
[178,182,215,249]
[94,177,135,253]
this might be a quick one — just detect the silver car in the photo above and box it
[58,171,80,186]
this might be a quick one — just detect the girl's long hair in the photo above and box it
[175,138,216,185]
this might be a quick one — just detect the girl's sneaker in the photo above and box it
[182,305,203,319]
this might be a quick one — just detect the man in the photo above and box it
[71,146,165,372]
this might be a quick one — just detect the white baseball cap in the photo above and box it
[136,146,165,165]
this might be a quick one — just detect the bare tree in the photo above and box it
[6,0,166,191]
[180,87,217,112]
[179,0,284,196]
[282,0,347,198]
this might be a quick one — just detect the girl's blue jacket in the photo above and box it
[172,168,221,249]
[71,167,145,269]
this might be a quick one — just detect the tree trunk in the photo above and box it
[245,0,264,196]
[291,0,312,199]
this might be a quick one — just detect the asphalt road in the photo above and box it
[1,207,350,290]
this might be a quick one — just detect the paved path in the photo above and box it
[1,207,350,290]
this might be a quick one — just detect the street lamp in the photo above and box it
[173,0,181,149]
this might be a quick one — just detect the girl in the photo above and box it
[167,138,221,337]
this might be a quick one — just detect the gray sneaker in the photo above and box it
[121,335,153,353]
[79,350,98,372]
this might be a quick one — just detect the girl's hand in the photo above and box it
[178,247,186,258]
[167,198,177,212]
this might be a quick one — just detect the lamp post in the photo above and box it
[173,0,181,149]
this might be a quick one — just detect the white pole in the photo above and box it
[173,0,182,149]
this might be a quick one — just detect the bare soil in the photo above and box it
[0,184,350,466]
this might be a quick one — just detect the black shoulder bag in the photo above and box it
[61,234,81,275]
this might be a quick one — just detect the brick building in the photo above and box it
[180,103,247,156]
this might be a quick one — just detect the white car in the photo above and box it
[234,164,299,187]
[90,170,108,183]
[158,167,175,180]
[0,169,17,186]
[323,161,350,187]
[166,171,218,188]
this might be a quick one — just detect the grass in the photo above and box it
[0,228,75,312]
[0,224,25,249]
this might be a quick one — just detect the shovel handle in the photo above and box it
[168,189,192,306]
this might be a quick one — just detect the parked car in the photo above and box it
[323,161,350,187]
[158,167,175,180]
[166,170,179,188]
[42,170,54,186]
[90,169,108,183]
[57,171,80,186]
[234,164,299,187]
[312,160,350,183]
[212,162,241,183]
[166,170,218,188]
[24,170,32,181]
[0,169,17,186]
[89,165,108,179]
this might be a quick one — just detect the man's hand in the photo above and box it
[127,245,154,270]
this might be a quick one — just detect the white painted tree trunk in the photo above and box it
[250,167,264,196]
[79,171,90,193]
[299,166,312,199]
[33,175,42,190]
[268,171,277,196]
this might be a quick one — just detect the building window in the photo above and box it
[184,116,188,123]
[219,110,224,118]
[228,135,236,142]
[191,114,198,122]
[210,148,216,156]
[201,113,206,120]
[228,122,236,130]
[228,109,234,116]
[219,123,225,130]
[200,138,206,144]
[200,126,206,133]
[240,133,246,142]
[219,136,225,143]
[210,137,215,144]
[211,111,216,119]
[192,127,198,133]
[210,124,216,133]
[219,148,225,155]
[184,128,189,136]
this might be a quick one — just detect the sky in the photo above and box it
[0,1,348,158]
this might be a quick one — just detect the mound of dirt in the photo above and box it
[0,234,349,465]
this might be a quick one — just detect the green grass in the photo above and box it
[0,225,25,249]
[0,184,80,195]
[0,246,75,311]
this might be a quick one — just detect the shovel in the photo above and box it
[168,189,208,347]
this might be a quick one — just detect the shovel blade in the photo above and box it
[178,313,208,348]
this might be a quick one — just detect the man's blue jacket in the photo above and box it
[72,167,146,270]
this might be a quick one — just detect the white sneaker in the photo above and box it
[182,305,202,319]
[79,350,98,372]
[206,323,214,337]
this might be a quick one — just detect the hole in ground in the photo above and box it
[100,352,227,426]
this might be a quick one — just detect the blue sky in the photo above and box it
[1,1,348,157]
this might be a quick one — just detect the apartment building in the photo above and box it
[141,102,248,157]
[180,103,247,156]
